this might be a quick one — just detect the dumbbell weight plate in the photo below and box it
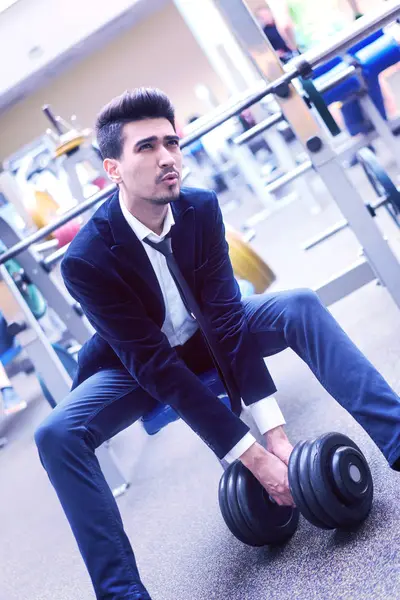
[218,462,257,546]
[300,439,341,529]
[225,225,276,294]
[357,147,400,214]
[235,462,300,545]
[226,462,266,546]
[289,440,334,529]
[308,433,373,529]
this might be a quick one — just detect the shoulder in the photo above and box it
[61,196,112,275]
[179,186,218,212]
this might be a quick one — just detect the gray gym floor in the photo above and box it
[2,127,400,599]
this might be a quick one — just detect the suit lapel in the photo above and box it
[171,201,196,289]
[107,193,162,301]
[107,191,197,300]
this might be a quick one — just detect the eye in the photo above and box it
[167,139,179,147]
[139,143,153,151]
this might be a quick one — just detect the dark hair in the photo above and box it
[95,88,176,159]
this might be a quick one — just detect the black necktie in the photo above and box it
[143,234,206,332]
[143,234,239,412]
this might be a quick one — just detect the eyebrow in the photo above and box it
[134,134,180,149]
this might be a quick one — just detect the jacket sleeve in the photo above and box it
[199,192,277,405]
[61,255,250,459]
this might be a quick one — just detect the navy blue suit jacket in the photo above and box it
[61,187,276,458]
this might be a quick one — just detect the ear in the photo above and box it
[103,158,122,184]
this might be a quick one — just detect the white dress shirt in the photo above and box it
[119,195,286,462]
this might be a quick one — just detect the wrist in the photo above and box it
[239,441,271,470]
[264,425,288,446]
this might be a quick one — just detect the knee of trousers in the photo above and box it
[287,288,322,315]
[34,412,82,462]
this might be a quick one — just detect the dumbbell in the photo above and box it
[218,432,373,547]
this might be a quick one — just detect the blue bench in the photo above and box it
[0,314,22,367]
[312,30,400,136]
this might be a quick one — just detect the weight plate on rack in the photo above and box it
[357,147,400,215]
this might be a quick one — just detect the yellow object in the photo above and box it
[54,135,86,158]
[31,190,60,230]
[225,225,276,294]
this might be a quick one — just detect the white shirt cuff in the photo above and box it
[223,432,256,464]
[248,396,286,435]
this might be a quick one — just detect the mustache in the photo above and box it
[155,168,179,184]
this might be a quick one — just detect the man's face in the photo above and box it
[107,118,182,205]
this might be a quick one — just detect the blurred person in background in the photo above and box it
[255,4,296,63]
[257,0,398,117]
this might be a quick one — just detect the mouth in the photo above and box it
[161,173,179,183]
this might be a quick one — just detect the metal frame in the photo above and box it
[57,143,107,209]
[0,218,93,345]
[214,0,400,310]
[314,259,377,306]
[0,184,115,265]
[0,171,35,228]
[233,111,322,219]
[302,193,393,251]
[358,93,400,171]
[0,218,129,497]
[181,1,400,148]
[231,41,400,227]
[0,264,73,401]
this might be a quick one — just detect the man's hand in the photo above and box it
[239,442,295,507]
[264,425,294,466]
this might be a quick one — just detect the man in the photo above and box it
[35,88,400,600]
[261,0,348,53]
[255,4,295,62]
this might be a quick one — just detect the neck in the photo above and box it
[120,188,168,236]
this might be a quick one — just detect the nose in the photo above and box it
[158,145,176,168]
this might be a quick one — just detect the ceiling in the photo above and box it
[0,0,169,116]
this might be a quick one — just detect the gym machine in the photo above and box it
[302,147,400,251]
[0,194,129,498]
[181,0,400,311]
[234,57,400,229]
[41,105,107,208]
[182,12,400,225]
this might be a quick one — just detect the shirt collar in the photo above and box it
[119,192,175,242]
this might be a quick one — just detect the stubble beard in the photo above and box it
[150,186,181,206]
